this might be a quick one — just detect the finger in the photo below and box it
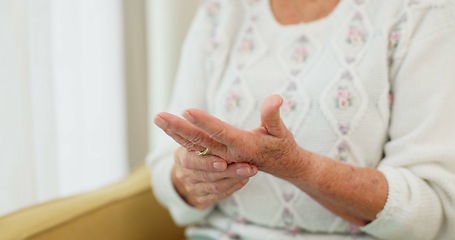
[176,147,227,172]
[185,177,250,209]
[260,94,287,138]
[192,162,258,182]
[198,178,249,206]
[154,112,226,154]
[162,127,204,152]
[182,109,248,147]
[202,177,250,195]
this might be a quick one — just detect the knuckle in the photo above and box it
[188,185,200,196]
[182,140,195,150]
[174,148,187,165]
[211,182,223,194]
[180,157,191,169]
[200,171,214,182]
[190,132,205,145]
[209,128,226,140]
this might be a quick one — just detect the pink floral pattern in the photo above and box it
[239,38,255,54]
[389,14,407,52]
[236,26,258,57]
[281,97,298,116]
[347,27,366,46]
[204,1,220,18]
[225,92,242,111]
[292,47,309,63]
[336,12,371,64]
[388,92,394,107]
[389,31,401,49]
[335,86,354,110]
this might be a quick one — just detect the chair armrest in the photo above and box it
[0,165,185,240]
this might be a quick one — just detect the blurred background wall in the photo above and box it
[0,0,199,216]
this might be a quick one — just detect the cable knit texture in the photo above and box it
[148,0,455,239]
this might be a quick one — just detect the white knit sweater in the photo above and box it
[148,0,455,239]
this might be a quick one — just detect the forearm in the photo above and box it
[286,149,388,226]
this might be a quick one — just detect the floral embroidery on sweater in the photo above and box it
[336,12,371,64]
[277,81,310,134]
[347,27,366,46]
[203,0,220,18]
[225,92,242,111]
[238,29,256,54]
[224,78,243,112]
[233,23,267,72]
[292,46,309,63]
[335,85,354,110]
[389,14,407,51]
[280,81,299,117]
[332,71,356,111]
[282,96,298,116]
[321,69,368,140]
[281,35,315,77]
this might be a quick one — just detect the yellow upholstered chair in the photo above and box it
[0,165,185,240]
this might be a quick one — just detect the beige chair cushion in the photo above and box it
[0,165,185,240]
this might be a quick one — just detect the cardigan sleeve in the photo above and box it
[361,3,455,240]
[146,1,220,226]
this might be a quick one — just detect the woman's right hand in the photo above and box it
[171,146,258,209]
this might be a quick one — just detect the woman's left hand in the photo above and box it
[154,95,310,180]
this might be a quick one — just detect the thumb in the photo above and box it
[260,95,287,137]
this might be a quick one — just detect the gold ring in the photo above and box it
[196,148,210,156]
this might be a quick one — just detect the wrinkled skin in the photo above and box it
[170,146,257,209]
[154,95,304,208]
[154,95,387,225]
[155,95,308,178]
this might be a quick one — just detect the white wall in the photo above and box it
[123,0,149,169]
[146,0,199,149]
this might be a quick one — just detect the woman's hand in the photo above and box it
[155,95,309,180]
[153,113,258,209]
[155,94,388,225]
[170,146,258,209]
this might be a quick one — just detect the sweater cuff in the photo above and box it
[151,158,213,226]
[360,166,411,238]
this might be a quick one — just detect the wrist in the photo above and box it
[282,147,315,183]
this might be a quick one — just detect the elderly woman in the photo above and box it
[149,0,455,239]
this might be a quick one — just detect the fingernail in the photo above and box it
[213,162,226,171]
[154,115,168,129]
[182,111,195,123]
[251,165,258,175]
[236,166,252,176]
